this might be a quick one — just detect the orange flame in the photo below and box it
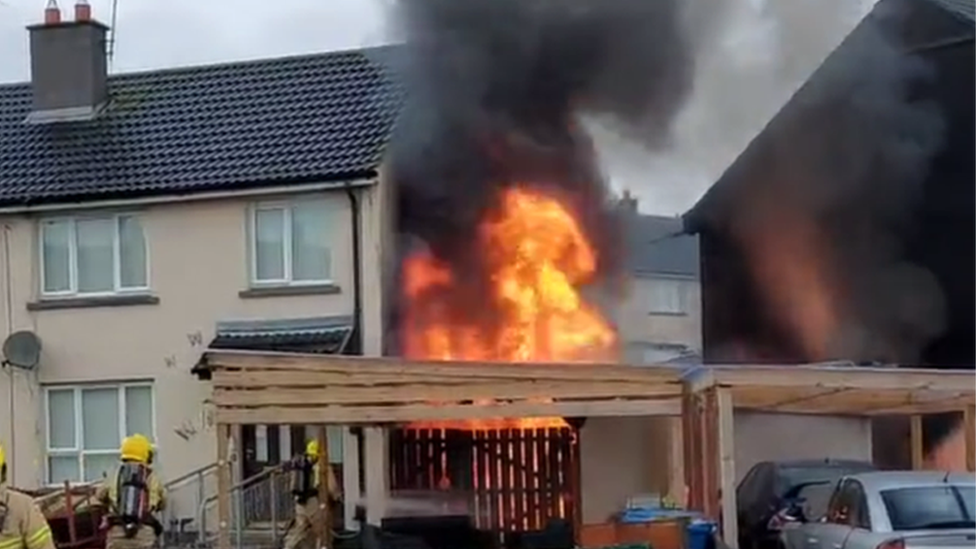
[402,187,618,430]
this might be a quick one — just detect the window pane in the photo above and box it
[49,455,80,484]
[118,216,147,288]
[254,209,285,281]
[125,386,153,437]
[42,221,71,293]
[83,453,119,482]
[292,203,331,281]
[47,389,76,449]
[76,218,115,293]
[82,388,120,450]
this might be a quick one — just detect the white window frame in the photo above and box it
[647,277,687,316]
[249,200,333,287]
[43,382,157,485]
[39,214,151,298]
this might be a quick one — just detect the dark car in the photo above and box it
[736,459,877,549]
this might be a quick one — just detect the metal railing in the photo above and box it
[194,464,295,547]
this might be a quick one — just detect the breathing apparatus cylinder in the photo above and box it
[117,462,150,538]
[289,455,315,504]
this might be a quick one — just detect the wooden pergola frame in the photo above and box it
[197,349,687,549]
[681,364,976,549]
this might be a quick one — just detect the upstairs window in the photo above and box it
[250,200,333,285]
[647,278,686,315]
[40,215,149,297]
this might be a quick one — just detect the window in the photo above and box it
[40,215,148,296]
[45,384,155,484]
[250,201,333,285]
[881,485,975,530]
[647,278,685,314]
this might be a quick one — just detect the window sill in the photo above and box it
[648,311,688,317]
[239,283,341,299]
[27,294,160,311]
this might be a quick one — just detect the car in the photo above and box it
[736,459,877,549]
[780,471,976,549]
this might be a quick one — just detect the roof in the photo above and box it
[0,46,403,207]
[626,213,700,278]
[683,0,975,234]
[848,470,976,491]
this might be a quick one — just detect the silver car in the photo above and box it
[781,471,975,549]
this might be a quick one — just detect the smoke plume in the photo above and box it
[726,0,946,364]
[387,0,712,314]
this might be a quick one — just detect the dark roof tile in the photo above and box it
[0,46,404,206]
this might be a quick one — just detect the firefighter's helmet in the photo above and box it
[305,439,320,458]
[0,442,6,483]
[120,436,151,463]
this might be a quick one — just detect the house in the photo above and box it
[617,192,701,364]
[0,1,399,509]
[682,0,974,469]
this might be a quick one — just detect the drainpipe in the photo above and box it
[3,223,15,483]
[345,185,363,355]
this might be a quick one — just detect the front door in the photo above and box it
[241,425,282,479]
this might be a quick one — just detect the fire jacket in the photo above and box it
[0,485,56,549]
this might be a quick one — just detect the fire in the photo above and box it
[402,186,618,430]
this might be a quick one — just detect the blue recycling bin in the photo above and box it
[687,519,717,549]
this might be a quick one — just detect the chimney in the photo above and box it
[620,189,639,213]
[26,0,110,123]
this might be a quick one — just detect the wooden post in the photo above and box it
[364,426,389,525]
[716,388,737,549]
[342,427,362,530]
[965,406,975,473]
[702,389,719,521]
[681,389,700,511]
[315,426,332,549]
[216,423,232,549]
[909,415,924,470]
[667,417,685,506]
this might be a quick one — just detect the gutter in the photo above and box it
[0,178,376,215]
[345,184,364,355]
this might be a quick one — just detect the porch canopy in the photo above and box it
[682,364,976,549]
[195,349,687,424]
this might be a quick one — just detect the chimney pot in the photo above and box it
[44,0,61,24]
[74,0,91,22]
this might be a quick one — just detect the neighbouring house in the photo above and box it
[683,0,974,470]
[0,2,399,517]
[617,192,701,364]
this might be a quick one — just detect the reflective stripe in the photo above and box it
[0,536,24,549]
[25,525,52,549]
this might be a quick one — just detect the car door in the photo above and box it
[790,479,855,549]
[838,481,876,549]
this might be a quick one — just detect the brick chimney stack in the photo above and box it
[74,0,91,22]
[44,0,61,24]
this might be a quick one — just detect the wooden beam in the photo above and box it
[965,405,975,473]
[206,350,682,383]
[215,398,682,425]
[315,426,331,549]
[363,426,388,524]
[689,365,974,394]
[667,417,685,506]
[681,389,699,511]
[716,388,738,549]
[702,389,718,521]
[910,415,924,470]
[341,427,361,530]
[216,423,231,549]
[212,380,681,406]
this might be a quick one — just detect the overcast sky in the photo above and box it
[0,0,871,215]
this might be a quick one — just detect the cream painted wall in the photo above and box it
[0,182,385,491]
[618,275,702,353]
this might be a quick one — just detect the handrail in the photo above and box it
[200,462,287,508]
[165,462,219,490]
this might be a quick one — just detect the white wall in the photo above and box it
[733,412,873,481]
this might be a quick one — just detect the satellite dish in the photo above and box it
[2,331,42,370]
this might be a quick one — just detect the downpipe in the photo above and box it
[345,185,363,355]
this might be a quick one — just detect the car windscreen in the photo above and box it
[777,465,872,495]
[881,485,976,531]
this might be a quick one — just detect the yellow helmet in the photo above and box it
[120,435,151,463]
[131,433,155,463]
[305,439,320,458]
[0,443,5,483]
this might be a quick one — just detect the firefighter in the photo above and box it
[95,435,167,549]
[0,443,56,549]
[282,439,341,549]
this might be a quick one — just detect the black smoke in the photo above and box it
[387,0,704,308]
